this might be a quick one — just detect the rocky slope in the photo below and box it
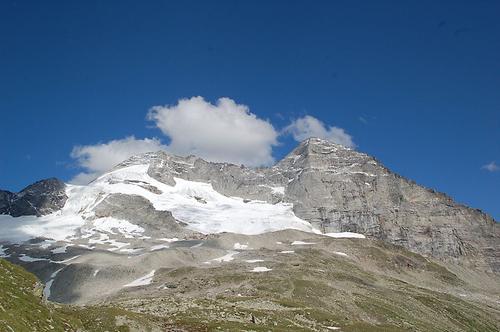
[100,137,499,272]
[1,230,499,331]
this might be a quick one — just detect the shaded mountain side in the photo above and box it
[0,178,67,217]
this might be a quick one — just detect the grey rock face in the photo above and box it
[91,193,197,238]
[0,178,68,217]
[276,139,499,273]
[3,138,498,273]
[114,138,498,272]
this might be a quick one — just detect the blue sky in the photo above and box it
[0,1,498,219]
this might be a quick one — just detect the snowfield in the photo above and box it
[0,164,364,246]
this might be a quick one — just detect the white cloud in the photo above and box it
[284,115,355,148]
[482,161,499,172]
[70,136,166,184]
[69,98,356,183]
[147,96,278,167]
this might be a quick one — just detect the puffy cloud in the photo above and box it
[70,136,166,184]
[69,98,356,183]
[147,96,278,166]
[481,161,499,172]
[284,115,355,148]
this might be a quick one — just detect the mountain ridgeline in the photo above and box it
[1,138,498,273]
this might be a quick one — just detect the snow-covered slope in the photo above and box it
[0,163,321,247]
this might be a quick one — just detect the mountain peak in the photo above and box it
[300,137,351,148]
[276,137,374,172]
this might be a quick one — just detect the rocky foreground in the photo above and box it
[1,229,499,331]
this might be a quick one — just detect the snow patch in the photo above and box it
[150,244,169,251]
[51,255,81,264]
[251,266,272,272]
[124,270,155,287]
[205,251,238,264]
[258,185,285,195]
[0,213,84,243]
[158,238,180,243]
[87,217,144,238]
[245,259,264,263]
[233,243,250,250]
[51,246,68,254]
[18,254,49,262]
[43,268,63,299]
[280,250,295,254]
[334,251,348,257]
[0,245,10,258]
[119,248,142,254]
[39,240,55,249]
[291,241,316,245]
[324,232,365,239]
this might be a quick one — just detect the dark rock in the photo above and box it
[1,178,67,217]
[0,190,14,214]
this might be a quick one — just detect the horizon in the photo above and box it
[0,1,498,220]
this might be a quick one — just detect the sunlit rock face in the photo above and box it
[275,139,499,273]
[1,138,498,273]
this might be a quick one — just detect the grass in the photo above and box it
[2,232,499,332]
[0,259,177,331]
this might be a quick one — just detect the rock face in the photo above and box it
[0,178,67,217]
[275,139,499,273]
[0,190,14,214]
[113,138,499,272]
[92,193,195,238]
[1,138,498,273]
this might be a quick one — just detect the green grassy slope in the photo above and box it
[0,259,173,332]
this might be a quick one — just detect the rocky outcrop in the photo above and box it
[0,178,68,217]
[92,193,197,238]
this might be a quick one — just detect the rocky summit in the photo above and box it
[0,138,499,331]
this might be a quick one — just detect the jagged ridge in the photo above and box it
[0,138,498,273]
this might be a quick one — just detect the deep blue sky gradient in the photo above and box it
[0,1,499,219]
